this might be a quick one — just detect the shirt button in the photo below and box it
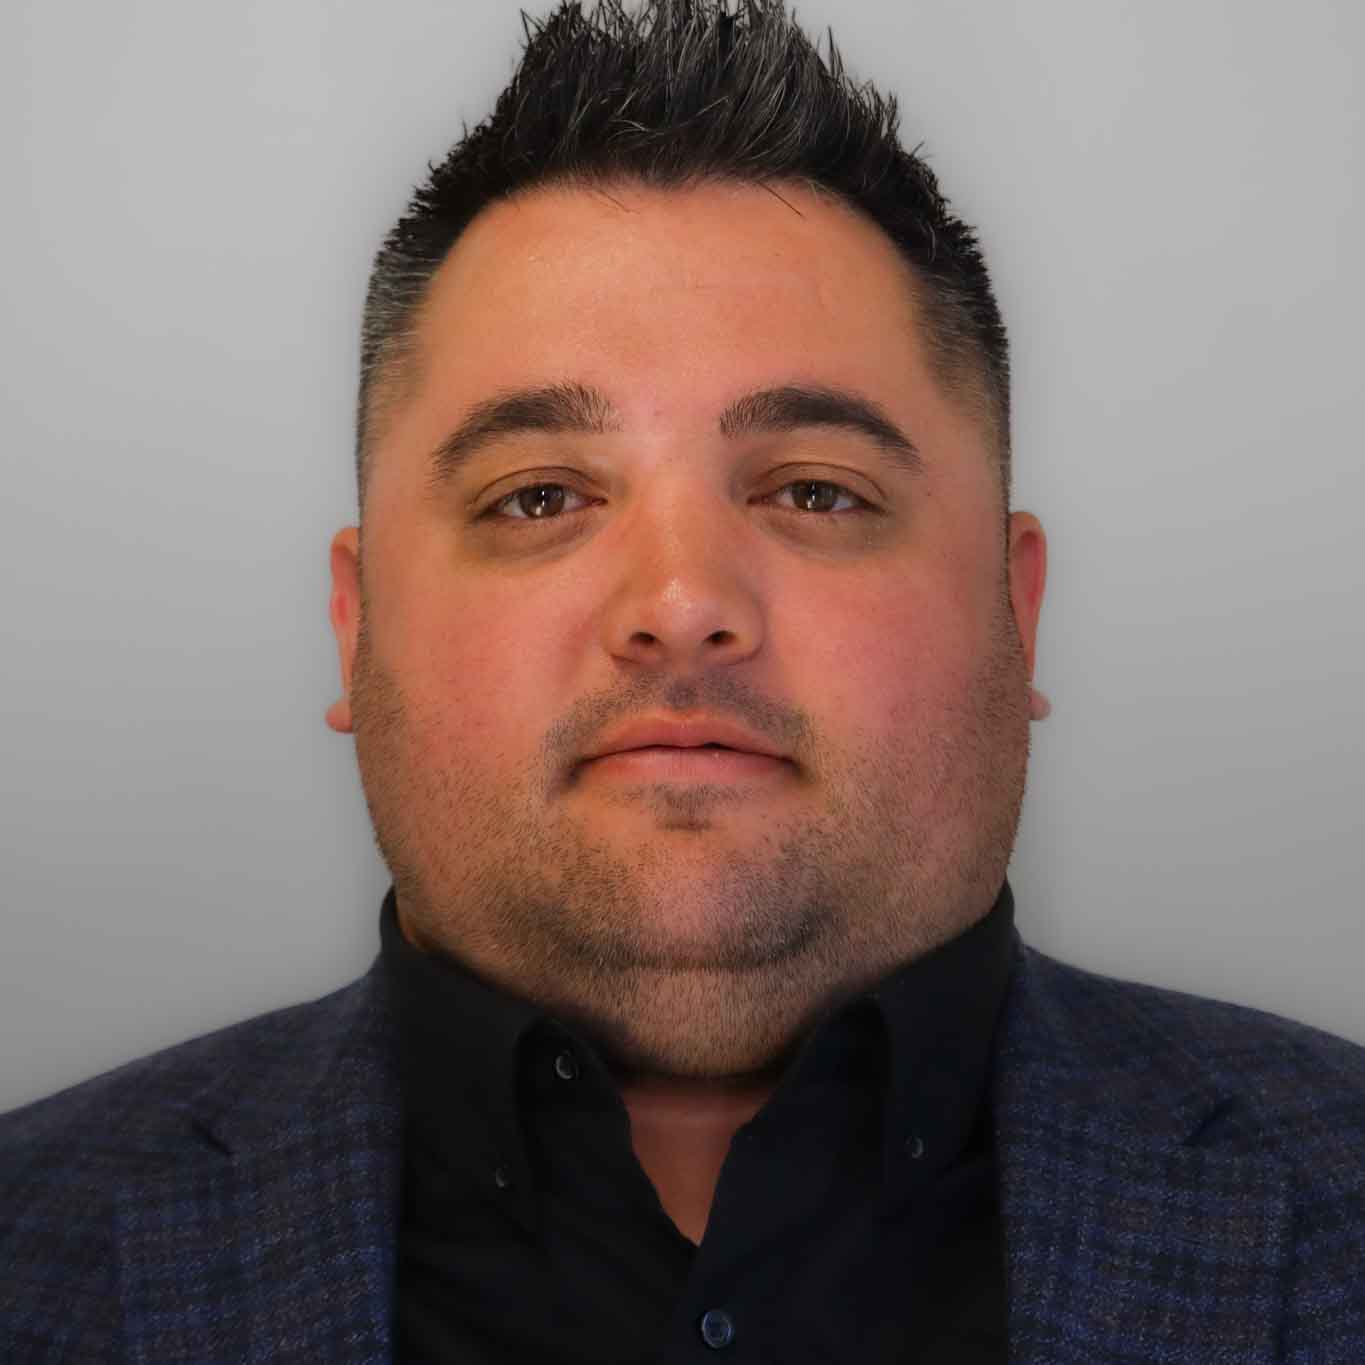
[699,1309,736,1349]
[553,1050,579,1081]
[905,1133,926,1160]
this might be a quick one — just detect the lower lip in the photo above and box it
[582,746,792,782]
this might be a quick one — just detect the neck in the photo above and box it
[613,1067,783,1246]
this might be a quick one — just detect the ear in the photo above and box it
[325,526,362,734]
[1006,512,1048,714]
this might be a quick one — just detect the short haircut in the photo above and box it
[356,0,1010,515]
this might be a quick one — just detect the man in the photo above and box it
[2,0,1362,1360]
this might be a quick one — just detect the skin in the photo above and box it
[326,179,1047,1244]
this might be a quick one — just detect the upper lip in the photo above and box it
[583,715,788,763]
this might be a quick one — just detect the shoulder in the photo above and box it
[1013,944,1365,1109]
[1001,940,1365,1203]
[0,968,396,1360]
[0,971,383,1222]
[1005,948,1365,1348]
[1015,950,1365,1152]
[1015,939,1365,1075]
[0,972,387,1359]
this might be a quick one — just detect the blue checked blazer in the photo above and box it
[3,938,1364,1363]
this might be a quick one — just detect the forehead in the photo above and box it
[373,179,981,491]
[426,178,918,381]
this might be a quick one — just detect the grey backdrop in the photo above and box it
[3,0,1362,1113]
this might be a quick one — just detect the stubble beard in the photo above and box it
[349,586,1030,1080]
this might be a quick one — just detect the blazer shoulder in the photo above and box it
[0,971,379,1188]
[1007,949,1365,1352]
[0,969,392,1359]
[1014,944,1365,1139]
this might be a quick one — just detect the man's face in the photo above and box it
[328,180,1046,1079]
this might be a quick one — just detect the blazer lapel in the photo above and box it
[116,967,402,1365]
[996,947,1292,1364]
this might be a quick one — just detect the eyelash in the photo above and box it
[482,479,873,523]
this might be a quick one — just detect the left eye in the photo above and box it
[769,480,865,513]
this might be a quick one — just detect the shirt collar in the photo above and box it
[869,879,1016,1183]
[380,887,542,1144]
[381,879,1016,1196]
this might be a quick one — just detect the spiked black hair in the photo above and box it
[356,0,1010,512]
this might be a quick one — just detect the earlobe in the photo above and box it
[325,697,353,734]
[326,526,362,735]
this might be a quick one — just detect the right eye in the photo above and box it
[485,484,592,521]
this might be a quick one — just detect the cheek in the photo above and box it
[784,569,982,744]
[385,566,577,770]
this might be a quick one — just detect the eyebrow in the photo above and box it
[422,379,923,496]
[719,384,923,474]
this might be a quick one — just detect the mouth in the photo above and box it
[578,743,792,784]
[571,712,796,788]
[585,715,787,758]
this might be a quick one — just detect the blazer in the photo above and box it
[3,940,1364,1363]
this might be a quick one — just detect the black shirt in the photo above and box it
[381,881,1016,1364]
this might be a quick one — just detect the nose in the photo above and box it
[599,486,764,672]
